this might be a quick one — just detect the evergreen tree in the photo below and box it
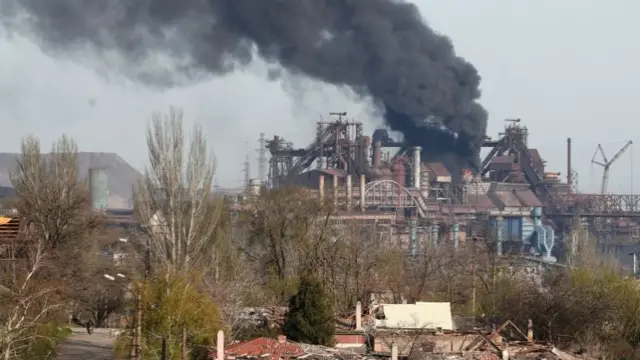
[282,275,335,346]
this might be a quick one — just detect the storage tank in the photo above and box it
[89,168,108,211]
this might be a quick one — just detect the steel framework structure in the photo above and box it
[267,114,364,188]
[548,194,640,217]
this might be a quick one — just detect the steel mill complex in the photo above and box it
[225,114,640,262]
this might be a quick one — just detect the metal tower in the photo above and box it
[257,132,267,182]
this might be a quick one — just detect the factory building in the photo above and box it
[256,114,640,262]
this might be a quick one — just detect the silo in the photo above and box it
[89,168,108,211]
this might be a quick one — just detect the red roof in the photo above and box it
[216,337,305,360]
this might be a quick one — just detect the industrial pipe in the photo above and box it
[346,175,352,211]
[412,146,421,189]
[360,174,366,212]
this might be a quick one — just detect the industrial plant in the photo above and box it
[234,113,640,262]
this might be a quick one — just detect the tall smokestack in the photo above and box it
[567,137,572,194]
[346,175,352,211]
[360,174,366,212]
[89,168,108,211]
[412,146,421,189]
[8,0,489,170]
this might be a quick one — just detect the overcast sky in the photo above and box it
[0,0,638,193]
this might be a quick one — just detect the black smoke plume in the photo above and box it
[2,0,488,171]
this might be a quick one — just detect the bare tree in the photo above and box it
[10,134,100,250]
[242,187,334,302]
[1,134,109,358]
[134,107,224,275]
[0,222,61,359]
[72,230,127,327]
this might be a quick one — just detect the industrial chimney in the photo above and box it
[412,147,422,189]
[89,168,108,211]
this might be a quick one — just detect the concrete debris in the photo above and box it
[237,306,287,328]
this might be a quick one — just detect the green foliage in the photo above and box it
[20,324,71,360]
[114,273,223,360]
[282,275,335,346]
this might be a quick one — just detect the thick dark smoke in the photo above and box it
[2,0,488,172]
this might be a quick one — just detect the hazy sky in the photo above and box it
[1,0,638,193]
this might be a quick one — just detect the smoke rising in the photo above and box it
[2,0,488,171]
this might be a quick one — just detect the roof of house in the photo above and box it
[222,337,305,360]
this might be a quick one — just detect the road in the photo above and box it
[56,327,114,360]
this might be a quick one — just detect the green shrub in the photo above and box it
[21,323,72,360]
[282,275,335,346]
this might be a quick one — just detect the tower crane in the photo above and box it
[591,140,633,194]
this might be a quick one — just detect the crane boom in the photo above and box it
[591,140,633,194]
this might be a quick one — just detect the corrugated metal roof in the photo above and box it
[494,191,523,207]
[467,194,495,210]
[372,302,453,330]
